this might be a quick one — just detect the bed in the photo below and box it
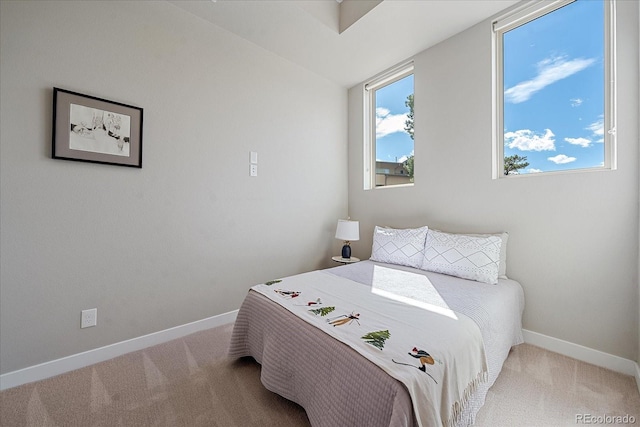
[228,227,525,427]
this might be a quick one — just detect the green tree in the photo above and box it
[403,156,414,179]
[404,94,414,140]
[403,94,415,180]
[504,154,529,175]
[361,330,391,350]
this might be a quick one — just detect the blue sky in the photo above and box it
[375,74,414,163]
[503,0,604,173]
[375,0,604,173]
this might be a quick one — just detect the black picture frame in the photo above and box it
[52,87,143,168]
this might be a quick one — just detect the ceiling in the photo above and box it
[170,0,520,88]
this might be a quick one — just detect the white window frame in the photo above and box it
[492,0,617,178]
[363,61,414,190]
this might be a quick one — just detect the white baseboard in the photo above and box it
[522,329,637,377]
[636,361,640,396]
[0,310,238,391]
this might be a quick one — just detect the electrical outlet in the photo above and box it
[250,164,258,176]
[81,308,97,328]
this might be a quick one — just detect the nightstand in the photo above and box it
[332,256,360,265]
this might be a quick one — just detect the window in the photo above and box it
[493,0,616,177]
[364,62,414,189]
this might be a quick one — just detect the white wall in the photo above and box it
[0,1,348,374]
[348,1,639,360]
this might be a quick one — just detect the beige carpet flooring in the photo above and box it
[1,323,638,426]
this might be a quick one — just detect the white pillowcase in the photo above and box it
[420,229,502,285]
[370,226,429,269]
[467,232,509,278]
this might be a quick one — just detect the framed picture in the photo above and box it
[52,87,143,168]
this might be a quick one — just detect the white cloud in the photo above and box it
[397,150,414,163]
[504,128,556,151]
[527,168,543,173]
[570,98,583,107]
[586,117,604,142]
[504,56,596,104]
[548,154,576,164]
[564,137,591,148]
[376,108,408,139]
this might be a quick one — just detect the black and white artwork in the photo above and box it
[69,104,131,157]
[52,88,143,168]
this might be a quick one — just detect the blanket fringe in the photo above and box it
[444,370,488,427]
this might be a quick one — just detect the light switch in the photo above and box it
[250,151,258,164]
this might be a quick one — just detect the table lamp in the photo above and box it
[335,219,359,259]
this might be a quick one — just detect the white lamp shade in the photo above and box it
[335,219,360,241]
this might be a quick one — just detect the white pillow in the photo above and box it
[420,229,502,284]
[370,226,429,269]
[467,232,509,278]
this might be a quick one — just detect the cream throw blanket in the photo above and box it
[252,269,487,427]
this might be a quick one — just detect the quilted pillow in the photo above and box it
[420,229,502,284]
[370,226,429,269]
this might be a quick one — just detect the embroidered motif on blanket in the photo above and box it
[308,306,335,316]
[361,330,390,350]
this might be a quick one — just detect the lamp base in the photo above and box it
[341,243,351,259]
